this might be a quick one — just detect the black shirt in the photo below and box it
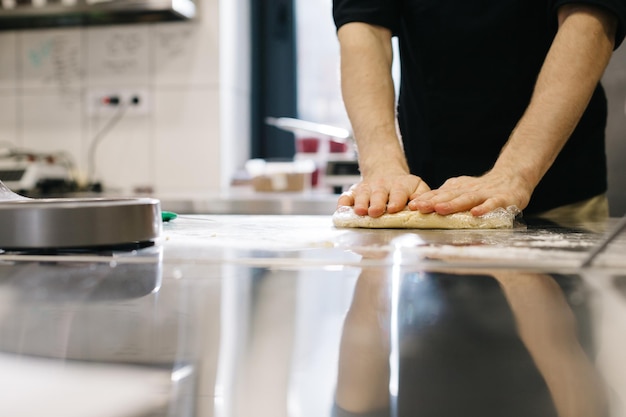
[333,0,626,214]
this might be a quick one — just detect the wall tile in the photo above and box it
[20,93,82,168]
[0,32,17,91]
[19,28,83,92]
[153,88,221,193]
[85,25,151,87]
[152,21,219,88]
[2,0,252,197]
[0,95,18,146]
[85,111,153,193]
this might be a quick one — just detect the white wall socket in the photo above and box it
[86,89,151,116]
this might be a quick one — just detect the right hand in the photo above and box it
[337,174,431,218]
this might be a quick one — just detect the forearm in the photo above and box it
[335,269,391,412]
[495,272,607,417]
[493,5,617,191]
[338,23,409,178]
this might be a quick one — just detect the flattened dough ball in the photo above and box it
[332,206,517,229]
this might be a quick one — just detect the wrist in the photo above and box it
[356,139,410,179]
[488,162,537,196]
[358,154,410,179]
[492,133,550,194]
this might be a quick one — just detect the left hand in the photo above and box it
[408,171,533,216]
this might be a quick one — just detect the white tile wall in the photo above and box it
[154,88,221,192]
[0,32,19,146]
[0,95,18,147]
[152,21,219,88]
[20,92,83,160]
[85,25,151,87]
[86,110,152,193]
[0,32,17,91]
[0,0,251,196]
[19,28,83,91]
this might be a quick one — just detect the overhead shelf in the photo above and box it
[0,0,196,29]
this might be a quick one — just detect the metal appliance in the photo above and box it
[266,117,360,193]
[0,158,75,196]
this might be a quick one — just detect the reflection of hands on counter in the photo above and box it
[494,272,608,417]
[335,266,391,416]
[334,267,608,417]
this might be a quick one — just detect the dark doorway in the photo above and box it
[250,0,298,160]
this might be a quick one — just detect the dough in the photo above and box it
[332,206,517,229]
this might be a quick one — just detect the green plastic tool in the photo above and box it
[162,211,178,222]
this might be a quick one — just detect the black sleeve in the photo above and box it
[332,0,401,34]
[550,0,626,48]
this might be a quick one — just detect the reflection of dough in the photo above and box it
[332,206,515,229]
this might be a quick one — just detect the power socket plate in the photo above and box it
[86,89,151,116]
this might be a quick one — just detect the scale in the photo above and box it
[0,180,161,251]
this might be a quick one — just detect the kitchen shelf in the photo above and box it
[0,0,195,29]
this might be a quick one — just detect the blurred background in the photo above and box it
[0,0,624,214]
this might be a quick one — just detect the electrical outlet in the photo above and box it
[86,89,151,116]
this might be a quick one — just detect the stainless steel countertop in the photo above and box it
[156,188,340,215]
[1,214,625,417]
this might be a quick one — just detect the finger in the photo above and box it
[386,187,409,214]
[352,186,372,216]
[439,175,473,189]
[414,189,438,201]
[412,189,457,213]
[433,193,486,215]
[469,198,506,217]
[337,191,355,207]
[368,186,389,217]
[410,198,435,213]
[408,181,431,201]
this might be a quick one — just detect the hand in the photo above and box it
[337,174,431,218]
[409,171,533,216]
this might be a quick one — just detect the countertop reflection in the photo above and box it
[0,215,625,417]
